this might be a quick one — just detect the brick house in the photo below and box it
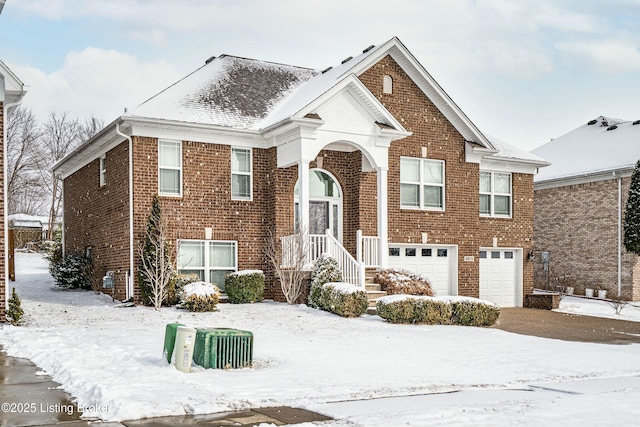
[533,116,640,300]
[53,37,547,308]
[0,58,28,321]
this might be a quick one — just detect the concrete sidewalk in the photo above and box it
[0,348,332,427]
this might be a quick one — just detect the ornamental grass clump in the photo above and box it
[374,269,434,296]
[225,270,264,303]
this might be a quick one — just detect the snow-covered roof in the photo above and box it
[485,135,549,165]
[127,55,318,130]
[8,214,49,230]
[533,116,640,184]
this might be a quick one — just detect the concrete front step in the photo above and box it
[365,283,381,292]
[366,290,387,308]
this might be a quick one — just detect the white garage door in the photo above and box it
[387,245,456,296]
[479,249,520,307]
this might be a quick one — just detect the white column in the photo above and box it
[298,160,310,235]
[377,166,388,268]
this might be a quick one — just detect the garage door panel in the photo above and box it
[479,249,519,308]
[388,245,453,296]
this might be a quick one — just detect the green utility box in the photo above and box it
[193,328,254,369]
[163,323,185,363]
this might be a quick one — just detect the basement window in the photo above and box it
[177,240,237,291]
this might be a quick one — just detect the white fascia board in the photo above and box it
[346,37,493,149]
[465,142,498,164]
[0,60,27,104]
[262,117,325,147]
[534,167,633,190]
[480,158,540,175]
[126,116,263,147]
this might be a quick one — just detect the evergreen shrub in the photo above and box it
[445,296,500,327]
[225,270,264,303]
[308,254,342,308]
[7,288,24,325]
[376,295,452,324]
[180,282,220,312]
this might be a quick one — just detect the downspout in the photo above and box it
[115,122,134,301]
[618,175,622,297]
[3,98,24,313]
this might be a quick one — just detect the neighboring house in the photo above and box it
[1,2,28,321]
[533,116,640,300]
[53,37,547,308]
[8,214,50,248]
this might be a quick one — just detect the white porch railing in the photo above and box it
[281,229,377,287]
[356,230,380,268]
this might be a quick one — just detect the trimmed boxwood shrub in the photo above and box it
[444,296,500,327]
[376,295,451,324]
[225,270,264,303]
[180,282,220,312]
[308,254,342,308]
[313,282,369,318]
[377,295,500,326]
[165,273,200,306]
[374,269,434,296]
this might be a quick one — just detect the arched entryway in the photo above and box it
[294,169,342,241]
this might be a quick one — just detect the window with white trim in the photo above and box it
[177,240,237,291]
[158,140,182,196]
[480,171,512,217]
[383,74,393,94]
[400,157,445,210]
[99,155,106,187]
[231,147,252,200]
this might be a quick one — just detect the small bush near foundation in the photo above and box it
[311,282,368,318]
[165,273,200,306]
[7,288,24,325]
[374,269,434,296]
[308,254,342,308]
[49,252,92,289]
[225,270,264,303]
[376,295,451,324]
[180,282,220,312]
[444,296,500,327]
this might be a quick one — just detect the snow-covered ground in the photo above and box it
[2,252,640,426]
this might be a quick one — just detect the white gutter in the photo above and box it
[115,123,135,301]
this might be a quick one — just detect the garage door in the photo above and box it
[387,245,456,296]
[479,249,519,307]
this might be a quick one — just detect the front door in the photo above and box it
[309,201,329,235]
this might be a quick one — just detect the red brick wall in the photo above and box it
[64,141,131,300]
[358,55,535,298]
[534,178,639,300]
[0,101,5,321]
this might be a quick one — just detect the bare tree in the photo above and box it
[137,195,174,310]
[265,228,310,304]
[6,107,46,215]
[37,112,104,239]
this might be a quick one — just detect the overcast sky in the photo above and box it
[1,0,639,151]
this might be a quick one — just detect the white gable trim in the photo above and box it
[0,60,26,105]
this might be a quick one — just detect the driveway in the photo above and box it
[493,308,640,344]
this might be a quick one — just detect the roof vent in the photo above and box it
[341,56,353,64]
[633,119,640,125]
[363,45,375,53]
[321,66,333,74]
[600,120,609,127]
[607,125,618,131]
[587,119,597,125]
[205,56,216,64]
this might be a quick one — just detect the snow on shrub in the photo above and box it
[442,296,501,327]
[48,252,92,289]
[376,295,451,324]
[225,270,264,303]
[313,282,369,318]
[374,269,434,296]
[377,294,500,326]
[308,254,342,308]
[165,273,200,306]
[180,282,220,312]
